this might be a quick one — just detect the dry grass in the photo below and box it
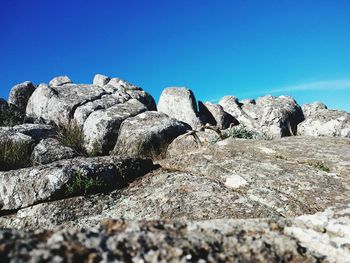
[56,122,86,156]
[0,140,32,171]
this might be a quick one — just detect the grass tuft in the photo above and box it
[0,104,25,127]
[65,171,106,195]
[56,122,86,156]
[0,140,32,171]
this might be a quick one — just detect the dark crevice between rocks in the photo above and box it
[68,91,111,122]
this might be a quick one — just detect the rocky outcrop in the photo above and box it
[113,111,189,158]
[219,95,304,138]
[157,87,202,129]
[298,103,350,138]
[31,138,77,165]
[26,76,156,154]
[49,76,72,87]
[8,81,36,112]
[0,156,154,211]
[0,205,349,263]
[198,101,238,129]
[83,99,147,154]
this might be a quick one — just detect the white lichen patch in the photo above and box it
[224,174,248,189]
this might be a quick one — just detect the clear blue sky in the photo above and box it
[1,0,349,111]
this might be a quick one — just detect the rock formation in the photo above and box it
[0,74,350,262]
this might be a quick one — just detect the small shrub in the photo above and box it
[65,171,106,195]
[223,125,255,139]
[0,104,25,127]
[89,140,103,157]
[0,140,32,171]
[56,122,86,155]
[306,160,330,172]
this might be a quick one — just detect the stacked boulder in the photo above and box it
[298,102,350,138]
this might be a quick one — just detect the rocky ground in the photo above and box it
[0,75,349,262]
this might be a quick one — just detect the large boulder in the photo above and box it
[298,104,350,138]
[8,81,36,112]
[83,99,147,154]
[32,138,78,165]
[219,95,304,138]
[157,87,202,129]
[49,76,72,87]
[0,156,154,211]
[198,101,238,129]
[113,111,189,158]
[93,74,110,86]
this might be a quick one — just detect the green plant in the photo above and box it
[0,104,25,127]
[56,122,86,155]
[0,140,32,171]
[306,160,330,172]
[65,171,106,195]
[223,125,255,139]
[89,140,103,157]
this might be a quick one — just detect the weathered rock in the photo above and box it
[0,156,154,211]
[157,87,202,129]
[32,138,78,165]
[298,104,350,138]
[113,111,188,158]
[83,99,147,154]
[219,95,304,138]
[49,76,72,87]
[93,74,110,86]
[9,124,55,142]
[302,101,328,117]
[167,129,220,157]
[198,101,238,129]
[8,81,36,112]
[0,205,349,263]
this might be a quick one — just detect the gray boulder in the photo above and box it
[8,81,36,112]
[219,95,304,138]
[302,102,327,118]
[93,74,110,86]
[10,124,55,142]
[83,99,147,154]
[298,106,350,138]
[49,76,72,87]
[32,138,78,165]
[0,156,154,211]
[157,87,202,129]
[198,101,238,129]
[113,111,189,158]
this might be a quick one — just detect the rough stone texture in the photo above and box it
[93,74,110,86]
[113,111,189,158]
[157,87,202,129]
[302,102,328,118]
[31,138,78,165]
[0,156,154,211]
[8,81,36,112]
[8,124,55,142]
[298,106,350,138]
[83,99,147,154]
[219,95,304,138]
[167,129,221,157]
[26,78,157,153]
[198,101,238,129]
[1,136,349,229]
[48,76,72,87]
[0,129,34,146]
[0,205,349,263]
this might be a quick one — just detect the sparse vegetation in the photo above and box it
[306,160,330,172]
[65,171,106,195]
[89,140,103,157]
[56,122,86,155]
[222,125,255,139]
[0,104,25,127]
[0,140,33,171]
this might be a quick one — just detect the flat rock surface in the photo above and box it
[0,205,349,263]
[1,136,349,230]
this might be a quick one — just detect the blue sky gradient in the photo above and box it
[0,0,349,110]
